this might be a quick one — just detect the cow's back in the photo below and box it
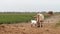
[37,14,44,22]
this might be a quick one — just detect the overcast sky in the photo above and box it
[0,0,60,12]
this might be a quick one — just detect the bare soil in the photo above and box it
[0,15,60,34]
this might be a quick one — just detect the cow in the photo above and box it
[33,12,44,28]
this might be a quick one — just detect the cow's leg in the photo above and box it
[40,22,41,28]
[31,24,33,27]
[37,22,40,27]
[40,21,43,28]
[41,22,43,27]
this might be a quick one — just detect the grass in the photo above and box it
[0,12,49,24]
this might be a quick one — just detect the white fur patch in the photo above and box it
[31,20,37,24]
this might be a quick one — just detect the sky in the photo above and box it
[0,0,60,12]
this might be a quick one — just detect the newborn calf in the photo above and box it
[31,20,37,27]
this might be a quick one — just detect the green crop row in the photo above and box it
[0,13,49,24]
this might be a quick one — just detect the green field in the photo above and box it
[0,12,49,24]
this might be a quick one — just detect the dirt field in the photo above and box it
[0,15,60,34]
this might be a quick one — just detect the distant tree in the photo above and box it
[47,11,53,16]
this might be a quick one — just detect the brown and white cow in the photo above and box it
[33,13,44,27]
[32,13,44,27]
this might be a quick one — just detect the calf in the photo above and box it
[31,20,37,27]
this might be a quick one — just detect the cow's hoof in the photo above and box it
[37,26,40,27]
